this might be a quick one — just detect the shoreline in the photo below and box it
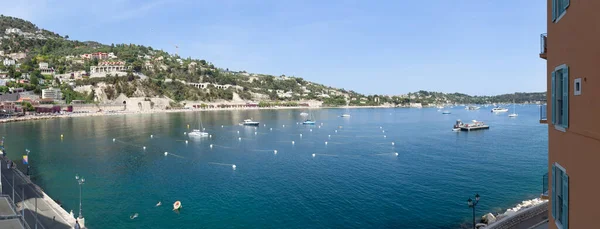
[0,105,397,124]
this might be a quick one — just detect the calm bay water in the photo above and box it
[0,106,547,229]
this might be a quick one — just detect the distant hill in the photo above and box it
[0,15,544,107]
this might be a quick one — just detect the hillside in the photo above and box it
[0,15,545,108]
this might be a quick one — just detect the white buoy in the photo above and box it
[384,135,387,138]
[380,126,383,129]
[328,135,331,138]
[209,135,212,138]
[312,153,316,158]
[283,124,285,127]
[60,134,64,138]
[255,132,257,135]
[221,125,224,128]
[150,135,154,138]
[310,129,313,132]
[325,141,328,145]
[300,134,303,137]
[263,124,266,127]
[274,150,278,154]
[392,142,395,146]
[113,138,116,142]
[296,122,299,125]
[164,152,168,156]
[382,130,385,133]
[210,144,213,149]
[335,130,338,133]
[321,123,323,126]
[232,164,236,170]
[203,128,206,131]
[143,146,146,150]
[318,126,321,129]
[185,140,188,144]
[237,131,240,134]
[395,152,399,156]
[184,132,186,135]
[270,128,273,131]
[292,141,295,145]
[238,137,241,141]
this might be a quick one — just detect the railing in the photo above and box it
[542,172,549,198]
[540,33,547,58]
[539,104,547,123]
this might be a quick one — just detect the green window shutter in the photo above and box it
[551,164,557,219]
[562,66,569,128]
[552,0,556,21]
[551,71,556,125]
[562,172,569,229]
[563,0,570,10]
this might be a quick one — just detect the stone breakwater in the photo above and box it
[477,198,549,228]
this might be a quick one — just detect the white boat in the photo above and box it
[508,102,518,117]
[241,119,260,126]
[340,114,351,117]
[491,107,509,113]
[442,110,451,114]
[300,112,309,116]
[452,128,460,132]
[188,115,209,137]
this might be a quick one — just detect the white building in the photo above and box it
[39,62,54,75]
[42,88,62,100]
[108,53,117,59]
[3,58,15,66]
[90,61,130,73]
[5,28,22,35]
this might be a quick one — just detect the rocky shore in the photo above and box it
[476,198,548,228]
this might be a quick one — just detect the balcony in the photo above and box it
[541,172,549,200]
[539,104,547,124]
[540,33,547,59]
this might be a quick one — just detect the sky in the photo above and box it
[0,0,547,96]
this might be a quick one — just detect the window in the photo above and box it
[574,78,581,96]
[552,163,569,229]
[552,0,570,22]
[552,65,569,130]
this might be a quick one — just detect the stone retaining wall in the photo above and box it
[487,202,549,229]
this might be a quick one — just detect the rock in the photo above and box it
[482,213,496,224]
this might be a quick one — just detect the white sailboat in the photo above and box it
[188,115,209,137]
[508,102,518,117]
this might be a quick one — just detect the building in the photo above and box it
[90,61,129,73]
[5,28,22,35]
[38,62,54,75]
[2,58,15,66]
[81,52,109,60]
[108,52,117,59]
[42,88,62,100]
[541,1,600,229]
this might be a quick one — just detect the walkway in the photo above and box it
[0,157,77,229]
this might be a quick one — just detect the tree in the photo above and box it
[132,60,142,72]
[64,35,69,39]
[30,74,39,85]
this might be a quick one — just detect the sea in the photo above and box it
[0,105,548,229]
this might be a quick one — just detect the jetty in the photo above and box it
[0,157,79,229]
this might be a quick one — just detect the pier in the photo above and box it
[0,157,79,229]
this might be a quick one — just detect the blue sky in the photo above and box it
[1,0,546,95]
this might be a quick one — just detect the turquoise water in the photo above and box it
[0,106,547,229]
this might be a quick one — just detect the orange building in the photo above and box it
[541,0,600,229]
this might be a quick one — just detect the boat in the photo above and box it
[340,114,351,117]
[188,115,209,137]
[300,112,309,116]
[442,110,451,114]
[240,119,260,126]
[508,102,518,117]
[465,106,480,110]
[303,110,316,125]
[491,107,509,113]
[453,119,490,131]
[173,201,182,211]
[452,128,461,132]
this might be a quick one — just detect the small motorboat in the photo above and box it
[173,201,182,211]
[508,113,518,117]
[340,114,350,117]
[300,112,309,116]
[442,111,451,114]
[452,128,460,132]
[241,119,260,126]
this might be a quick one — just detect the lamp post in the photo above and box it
[75,174,85,219]
[467,193,480,229]
[25,149,30,176]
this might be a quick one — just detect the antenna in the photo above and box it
[174,44,179,56]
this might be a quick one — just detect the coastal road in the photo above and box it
[0,157,76,229]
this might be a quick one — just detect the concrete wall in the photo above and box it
[546,1,600,229]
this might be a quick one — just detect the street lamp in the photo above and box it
[75,174,85,219]
[25,149,30,176]
[467,193,480,229]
